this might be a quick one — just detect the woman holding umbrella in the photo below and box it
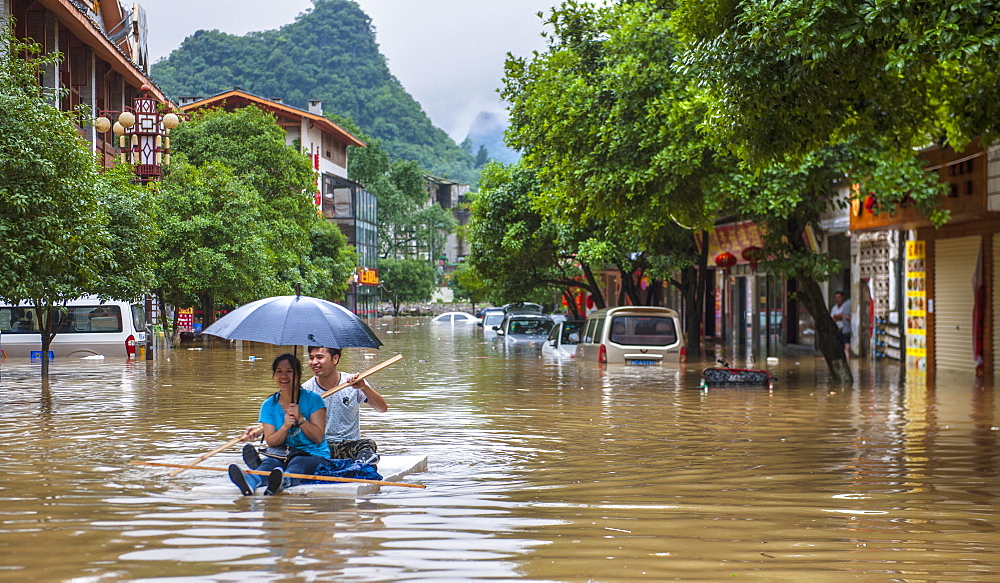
[228,353,331,495]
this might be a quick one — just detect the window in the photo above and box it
[608,316,677,346]
[0,305,123,334]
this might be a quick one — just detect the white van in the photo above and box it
[576,306,684,365]
[0,296,146,358]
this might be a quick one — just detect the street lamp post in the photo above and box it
[95,84,180,183]
[95,85,183,360]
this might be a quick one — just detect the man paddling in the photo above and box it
[298,346,387,467]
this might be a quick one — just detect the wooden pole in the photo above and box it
[133,460,425,488]
[322,353,403,397]
[168,434,251,477]
[167,354,403,475]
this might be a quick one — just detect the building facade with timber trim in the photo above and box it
[3,0,169,160]
[851,139,1000,382]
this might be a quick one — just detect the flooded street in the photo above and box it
[1,317,998,581]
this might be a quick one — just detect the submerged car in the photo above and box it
[543,320,583,358]
[431,311,479,323]
[494,311,554,344]
[576,306,684,365]
[479,308,506,336]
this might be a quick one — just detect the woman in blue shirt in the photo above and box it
[228,353,331,495]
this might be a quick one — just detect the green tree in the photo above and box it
[671,0,1000,166]
[378,257,437,316]
[467,162,607,308]
[0,28,155,374]
[501,3,723,356]
[167,106,355,324]
[475,145,489,168]
[152,161,279,345]
[501,2,901,378]
[449,262,490,314]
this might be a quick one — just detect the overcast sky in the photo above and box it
[139,0,557,141]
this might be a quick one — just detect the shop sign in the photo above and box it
[905,241,927,372]
[357,268,379,286]
[178,308,194,332]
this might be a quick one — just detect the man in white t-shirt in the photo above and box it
[830,291,852,360]
[301,346,388,467]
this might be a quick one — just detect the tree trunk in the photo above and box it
[580,263,606,309]
[618,266,642,306]
[798,277,852,383]
[200,294,217,327]
[680,265,702,359]
[38,303,55,377]
[680,231,710,360]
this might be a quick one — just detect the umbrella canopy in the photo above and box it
[202,295,382,349]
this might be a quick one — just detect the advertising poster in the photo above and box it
[905,241,927,371]
[177,308,194,332]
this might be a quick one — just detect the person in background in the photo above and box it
[301,346,387,467]
[830,291,852,360]
[228,353,330,496]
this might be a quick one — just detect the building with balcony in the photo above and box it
[3,0,169,163]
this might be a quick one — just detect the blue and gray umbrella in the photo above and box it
[202,295,382,349]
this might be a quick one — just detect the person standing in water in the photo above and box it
[830,291,852,360]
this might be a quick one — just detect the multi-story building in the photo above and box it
[180,90,379,316]
[424,174,469,270]
[3,0,169,162]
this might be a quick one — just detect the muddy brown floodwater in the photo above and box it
[0,317,997,581]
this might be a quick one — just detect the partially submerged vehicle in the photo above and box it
[0,296,146,358]
[543,320,583,358]
[431,311,478,323]
[494,311,554,345]
[576,306,684,365]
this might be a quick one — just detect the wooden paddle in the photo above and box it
[167,434,251,477]
[322,353,403,397]
[167,353,403,476]
[134,460,425,488]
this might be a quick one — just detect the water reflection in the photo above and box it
[0,320,998,581]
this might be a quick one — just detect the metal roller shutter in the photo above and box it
[994,235,1000,377]
[934,236,979,372]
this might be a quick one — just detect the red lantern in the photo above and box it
[741,246,763,273]
[714,252,737,269]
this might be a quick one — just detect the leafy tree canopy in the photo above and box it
[378,257,437,315]
[169,106,354,296]
[467,162,607,307]
[671,0,1000,164]
[153,160,279,315]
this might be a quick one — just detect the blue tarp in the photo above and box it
[299,458,382,484]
